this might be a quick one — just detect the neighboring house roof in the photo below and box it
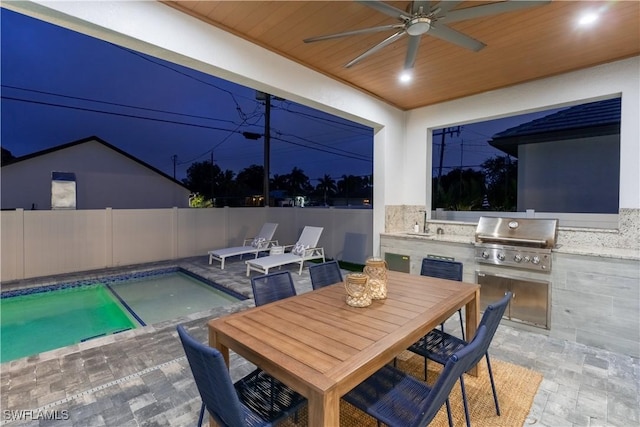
[2,135,190,190]
[489,98,621,157]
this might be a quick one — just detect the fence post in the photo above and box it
[105,207,113,268]
[172,207,179,260]
[17,208,25,280]
[224,206,230,247]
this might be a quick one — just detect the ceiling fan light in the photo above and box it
[406,17,431,36]
[399,71,412,83]
[578,11,599,27]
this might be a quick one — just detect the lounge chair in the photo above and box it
[207,222,278,269]
[245,226,325,276]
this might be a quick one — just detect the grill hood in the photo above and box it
[475,216,558,249]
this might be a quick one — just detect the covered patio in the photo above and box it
[1,1,639,426]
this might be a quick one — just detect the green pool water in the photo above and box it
[109,272,241,324]
[1,285,136,363]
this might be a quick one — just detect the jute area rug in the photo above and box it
[281,351,542,426]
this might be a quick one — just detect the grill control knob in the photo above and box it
[524,256,531,263]
[497,253,505,261]
[481,251,490,259]
[532,256,540,265]
[514,254,523,263]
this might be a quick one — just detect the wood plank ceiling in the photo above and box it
[164,1,640,111]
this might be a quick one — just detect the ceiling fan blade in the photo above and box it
[304,24,404,43]
[443,0,551,23]
[432,1,463,15]
[404,35,422,70]
[345,30,407,68]
[428,23,486,51]
[357,0,409,20]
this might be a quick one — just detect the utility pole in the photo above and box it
[433,126,460,208]
[171,154,177,179]
[210,150,214,207]
[264,93,271,207]
[254,91,284,207]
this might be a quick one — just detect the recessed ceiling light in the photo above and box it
[399,71,412,83]
[578,11,599,27]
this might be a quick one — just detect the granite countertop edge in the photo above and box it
[381,232,640,261]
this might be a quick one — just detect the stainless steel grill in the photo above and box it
[474,216,558,271]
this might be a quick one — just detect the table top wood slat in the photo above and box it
[294,292,412,329]
[251,307,371,356]
[284,300,390,341]
[225,315,343,372]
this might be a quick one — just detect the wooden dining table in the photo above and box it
[208,270,480,427]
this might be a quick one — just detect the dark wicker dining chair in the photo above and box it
[176,325,306,427]
[408,292,513,426]
[309,260,343,290]
[250,271,297,306]
[344,326,489,427]
[421,257,466,340]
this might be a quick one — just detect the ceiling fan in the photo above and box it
[304,1,551,69]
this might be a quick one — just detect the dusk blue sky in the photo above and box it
[1,8,562,183]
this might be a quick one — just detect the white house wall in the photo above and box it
[517,135,620,213]
[1,140,190,209]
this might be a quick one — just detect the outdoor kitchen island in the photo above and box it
[380,217,640,358]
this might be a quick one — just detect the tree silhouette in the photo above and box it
[182,160,372,207]
[285,167,312,195]
[270,174,288,191]
[236,164,264,196]
[316,174,337,205]
[482,155,517,211]
[337,174,370,205]
[432,168,485,210]
[183,161,220,201]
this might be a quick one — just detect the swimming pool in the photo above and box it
[1,268,245,363]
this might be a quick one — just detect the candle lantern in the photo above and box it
[345,273,371,307]
[363,257,388,300]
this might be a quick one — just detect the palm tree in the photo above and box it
[286,167,311,195]
[270,174,288,191]
[316,174,337,206]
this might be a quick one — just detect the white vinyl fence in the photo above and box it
[1,207,373,282]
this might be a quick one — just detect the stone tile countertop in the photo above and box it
[382,232,474,244]
[382,232,640,261]
[552,244,639,261]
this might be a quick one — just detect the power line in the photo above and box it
[1,95,244,133]
[271,135,371,163]
[273,130,372,161]
[274,102,372,134]
[1,84,240,126]
[4,96,373,167]
[111,44,259,115]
